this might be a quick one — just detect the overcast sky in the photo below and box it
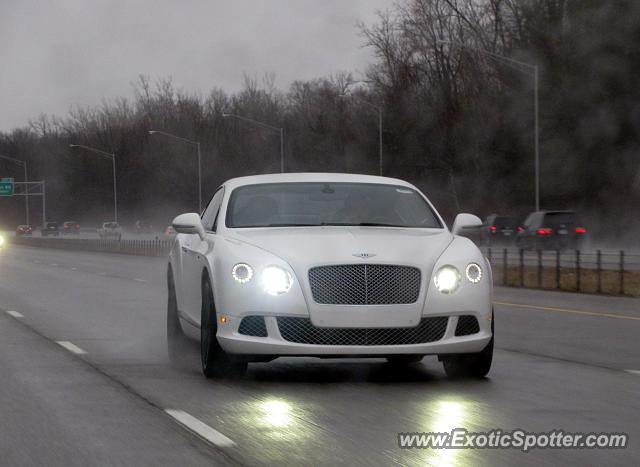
[0,0,393,132]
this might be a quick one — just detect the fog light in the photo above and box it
[232,263,253,283]
[434,265,461,294]
[261,266,293,296]
[465,263,482,283]
[220,316,227,323]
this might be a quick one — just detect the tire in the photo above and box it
[167,266,192,365]
[386,355,424,365]
[201,276,247,378]
[441,312,494,378]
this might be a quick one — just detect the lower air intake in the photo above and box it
[238,316,268,337]
[454,315,480,336]
[276,317,448,346]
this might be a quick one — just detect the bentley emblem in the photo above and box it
[352,253,376,259]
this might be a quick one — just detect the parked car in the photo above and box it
[62,221,80,235]
[41,222,59,237]
[135,220,154,235]
[16,224,33,236]
[517,210,586,251]
[459,214,518,247]
[98,221,122,240]
[167,173,493,379]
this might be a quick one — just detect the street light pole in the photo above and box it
[69,144,117,223]
[0,154,29,224]
[148,130,202,212]
[222,113,285,173]
[437,39,540,211]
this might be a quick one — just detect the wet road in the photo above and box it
[0,245,638,465]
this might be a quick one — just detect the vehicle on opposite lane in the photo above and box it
[41,222,59,237]
[98,222,122,241]
[135,220,154,235]
[16,225,33,236]
[517,210,586,251]
[459,214,518,247]
[62,221,80,235]
[167,173,494,379]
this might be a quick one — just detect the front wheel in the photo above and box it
[441,313,494,378]
[201,277,247,378]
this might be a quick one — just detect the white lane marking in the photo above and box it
[50,263,58,267]
[97,272,107,276]
[165,409,235,447]
[56,341,87,355]
[6,310,23,318]
[133,278,146,283]
[625,370,640,376]
[71,267,77,271]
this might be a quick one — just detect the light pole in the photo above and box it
[340,93,383,176]
[69,144,117,223]
[148,130,202,212]
[222,113,284,173]
[0,154,29,224]
[438,39,540,211]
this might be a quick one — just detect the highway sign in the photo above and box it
[0,177,14,196]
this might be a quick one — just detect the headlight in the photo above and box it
[465,263,482,283]
[0,235,4,246]
[261,265,293,296]
[434,265,461,294]
[232,263,253,283]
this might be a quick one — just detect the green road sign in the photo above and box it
[0,177,14,196]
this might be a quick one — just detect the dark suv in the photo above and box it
[41,222,59,237]
[517,211,586,250]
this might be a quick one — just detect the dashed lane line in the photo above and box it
[56,341,87,355]
[165,409,235,448]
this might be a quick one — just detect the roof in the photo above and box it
[222,172,415,190]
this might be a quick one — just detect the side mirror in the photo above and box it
[172,213,206,240]
[452,213,483,236]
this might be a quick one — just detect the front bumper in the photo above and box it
[217,313,491,356]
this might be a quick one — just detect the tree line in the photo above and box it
[1,0,638,244]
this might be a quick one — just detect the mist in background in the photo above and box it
[1,0,639,248]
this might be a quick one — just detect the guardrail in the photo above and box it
[10,236,173,257]
[483,248,640,297]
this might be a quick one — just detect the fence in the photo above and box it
[484,248,640,297]
[10,236,173,257]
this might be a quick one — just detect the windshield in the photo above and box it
[226,182,443,228]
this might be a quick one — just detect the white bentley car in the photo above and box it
[167,173,493,378]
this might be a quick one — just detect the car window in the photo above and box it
[202,187,225,232]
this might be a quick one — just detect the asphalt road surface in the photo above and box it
[1,245,638,466]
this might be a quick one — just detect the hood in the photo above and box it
[227,226,452,272]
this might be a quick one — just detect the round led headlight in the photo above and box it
[434,265,461,294]
[465,263,482,283]
[232,263,253,283]
[261,265,293,296]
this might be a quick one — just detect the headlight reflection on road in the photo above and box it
[261,400,292,428]
[427,400,469,467]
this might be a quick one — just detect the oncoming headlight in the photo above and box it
[0,235,4,246]
[232,263,254,283]
[434,265,461,294]
[465,262,482,283]
[261,265,293,296]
